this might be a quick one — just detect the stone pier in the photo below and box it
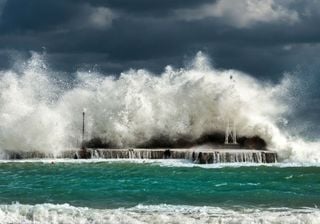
[0,148,278,163]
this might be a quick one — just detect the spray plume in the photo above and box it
[0,52,319,162]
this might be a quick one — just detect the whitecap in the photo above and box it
[1,203,320,224]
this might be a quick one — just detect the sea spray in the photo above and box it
[1,203,319,224]
[0,51,319,162]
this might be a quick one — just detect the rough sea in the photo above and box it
[0,160,319,224]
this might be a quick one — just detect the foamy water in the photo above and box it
[0,159,319,223]
[1,203,319,224]
[0,158,320,168]
[0,51,319,162]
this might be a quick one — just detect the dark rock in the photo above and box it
[238,135,267,150]
[78,148,91,159]
[196,132,225,145]
[164,149,171,159]
[83,137,114,149]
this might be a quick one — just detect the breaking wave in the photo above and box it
[0,203,319,224]
[0,51,319,162]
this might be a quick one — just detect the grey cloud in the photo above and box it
[87,6,115,29]
[68,4,117,31]
[0,0,319,79]
[175,0,299,28]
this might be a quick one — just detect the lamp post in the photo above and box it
[79,110,90,158]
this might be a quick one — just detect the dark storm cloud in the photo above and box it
[0,0,74,32]
[0,0,319,79]
[72,0,215,17]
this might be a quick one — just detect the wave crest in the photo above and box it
[0,52,319,162]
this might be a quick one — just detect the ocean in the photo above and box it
[0,160,319,223]
[1,53,320,223]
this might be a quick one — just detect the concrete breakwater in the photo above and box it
[0,148,277,163]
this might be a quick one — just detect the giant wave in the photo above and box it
[0,51,319,162]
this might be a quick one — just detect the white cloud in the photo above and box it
[175,0,299,28]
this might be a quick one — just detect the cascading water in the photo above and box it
[0,51,319,163]
[0,148,277,163]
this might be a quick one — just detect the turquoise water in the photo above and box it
[0,161,319,210]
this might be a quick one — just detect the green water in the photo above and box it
[0,162,319,209]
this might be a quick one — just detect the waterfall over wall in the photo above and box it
[0,149,277,163]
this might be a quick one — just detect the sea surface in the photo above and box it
[0,159,319,223]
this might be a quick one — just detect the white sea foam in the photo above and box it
[0,158,319,169]
[0,51,319,162]
[0,203,319,224]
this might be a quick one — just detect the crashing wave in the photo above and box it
[0,52,319,162]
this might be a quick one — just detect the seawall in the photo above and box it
[0,148,277,163]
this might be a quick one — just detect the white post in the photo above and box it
[225,119,237,144]
[225,119,229,144]
[232,120,237,144]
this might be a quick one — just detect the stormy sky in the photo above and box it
[0,0,319,78]
[0,0,320,136]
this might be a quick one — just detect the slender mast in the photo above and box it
[224,75,238,145]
